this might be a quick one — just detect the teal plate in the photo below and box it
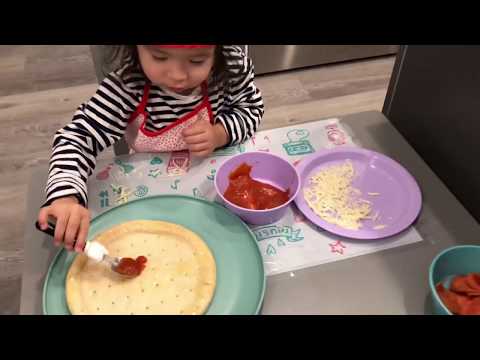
[43,195,266,315]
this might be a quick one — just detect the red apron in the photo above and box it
[124,82,213,152]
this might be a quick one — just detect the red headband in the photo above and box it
[153,45,214,49]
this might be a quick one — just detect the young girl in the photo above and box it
[37,45,264,252]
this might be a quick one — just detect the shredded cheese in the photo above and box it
[304,160,372,230]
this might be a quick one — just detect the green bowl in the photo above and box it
[429,245,480,315]
[43,195,266,315]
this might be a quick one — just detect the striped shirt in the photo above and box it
[45,45,264,207]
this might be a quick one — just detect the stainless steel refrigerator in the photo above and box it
[248,45,398,75]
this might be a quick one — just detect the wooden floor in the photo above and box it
[0,45,395,314]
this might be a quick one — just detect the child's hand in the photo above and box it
[183,120,228,158]
[37,196,90,252]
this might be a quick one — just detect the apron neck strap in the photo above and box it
[139,83,151,113]
[201,82,209,97]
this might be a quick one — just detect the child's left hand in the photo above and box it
[182,119,228,157]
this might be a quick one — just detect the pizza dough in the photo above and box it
[66,220,216,315]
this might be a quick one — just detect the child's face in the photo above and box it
[137,45,216,95]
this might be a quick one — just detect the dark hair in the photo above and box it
[105,45,229,86]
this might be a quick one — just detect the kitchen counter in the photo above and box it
[20,111,480,314]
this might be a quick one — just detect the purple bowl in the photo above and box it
[214,152,300,225]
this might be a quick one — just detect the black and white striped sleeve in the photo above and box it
[216,46,264,146]
[44,69,139,207]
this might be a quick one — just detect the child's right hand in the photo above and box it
[37,196,90,252]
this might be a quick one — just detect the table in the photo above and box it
[20,111,480,314]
